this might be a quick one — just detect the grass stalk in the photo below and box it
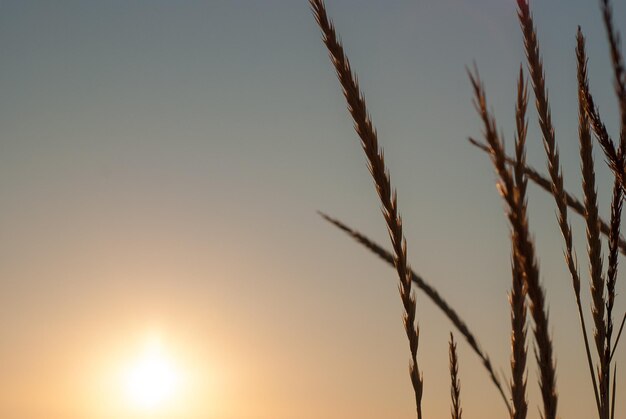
[318,211,512,413]
[599,0,626,154]
[469,66,558,419]
[311,0,626,417]
[605,177,623,417]
[310,1,423,415]
[469,138,626,255]
[510,67,529,419]
[449,333,462,419]
[577,29,605,417]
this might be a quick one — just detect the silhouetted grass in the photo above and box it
[310,0,626,417]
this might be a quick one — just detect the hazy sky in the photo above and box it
[2,1,626,418]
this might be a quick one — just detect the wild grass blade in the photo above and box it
[470,65,558,419]
[517,16,589,415]
[611,313,626,361]
[605,177,623,407]
[317,211,512,412]
[599,0,626,153]
[510,67,529,419]
[449,333,462,419]
[310,1,423,414]
[577,29,605,417]
[580,45,625,190]
[510,254,528,419]
[469,138,626,255]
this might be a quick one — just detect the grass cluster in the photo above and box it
[310,0,626,417]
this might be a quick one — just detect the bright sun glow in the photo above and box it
[123,337,184,412]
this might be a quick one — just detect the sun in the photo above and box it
[122,337,184,412]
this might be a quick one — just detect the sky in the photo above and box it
[2,0,626,418]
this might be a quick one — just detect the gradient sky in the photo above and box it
[2,1,626,418]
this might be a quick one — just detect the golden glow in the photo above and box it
[122,336,183,412]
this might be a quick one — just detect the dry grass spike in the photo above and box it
[309,0,423,415]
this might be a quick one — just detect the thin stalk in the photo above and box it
[318,210,512,413]
[470,66,557,419]
[611,313,626,361]
[578,29,605,417]
[449,333,462,419]
[510,67,529,419]
[310,1,423,415]
[469,138,626,255]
